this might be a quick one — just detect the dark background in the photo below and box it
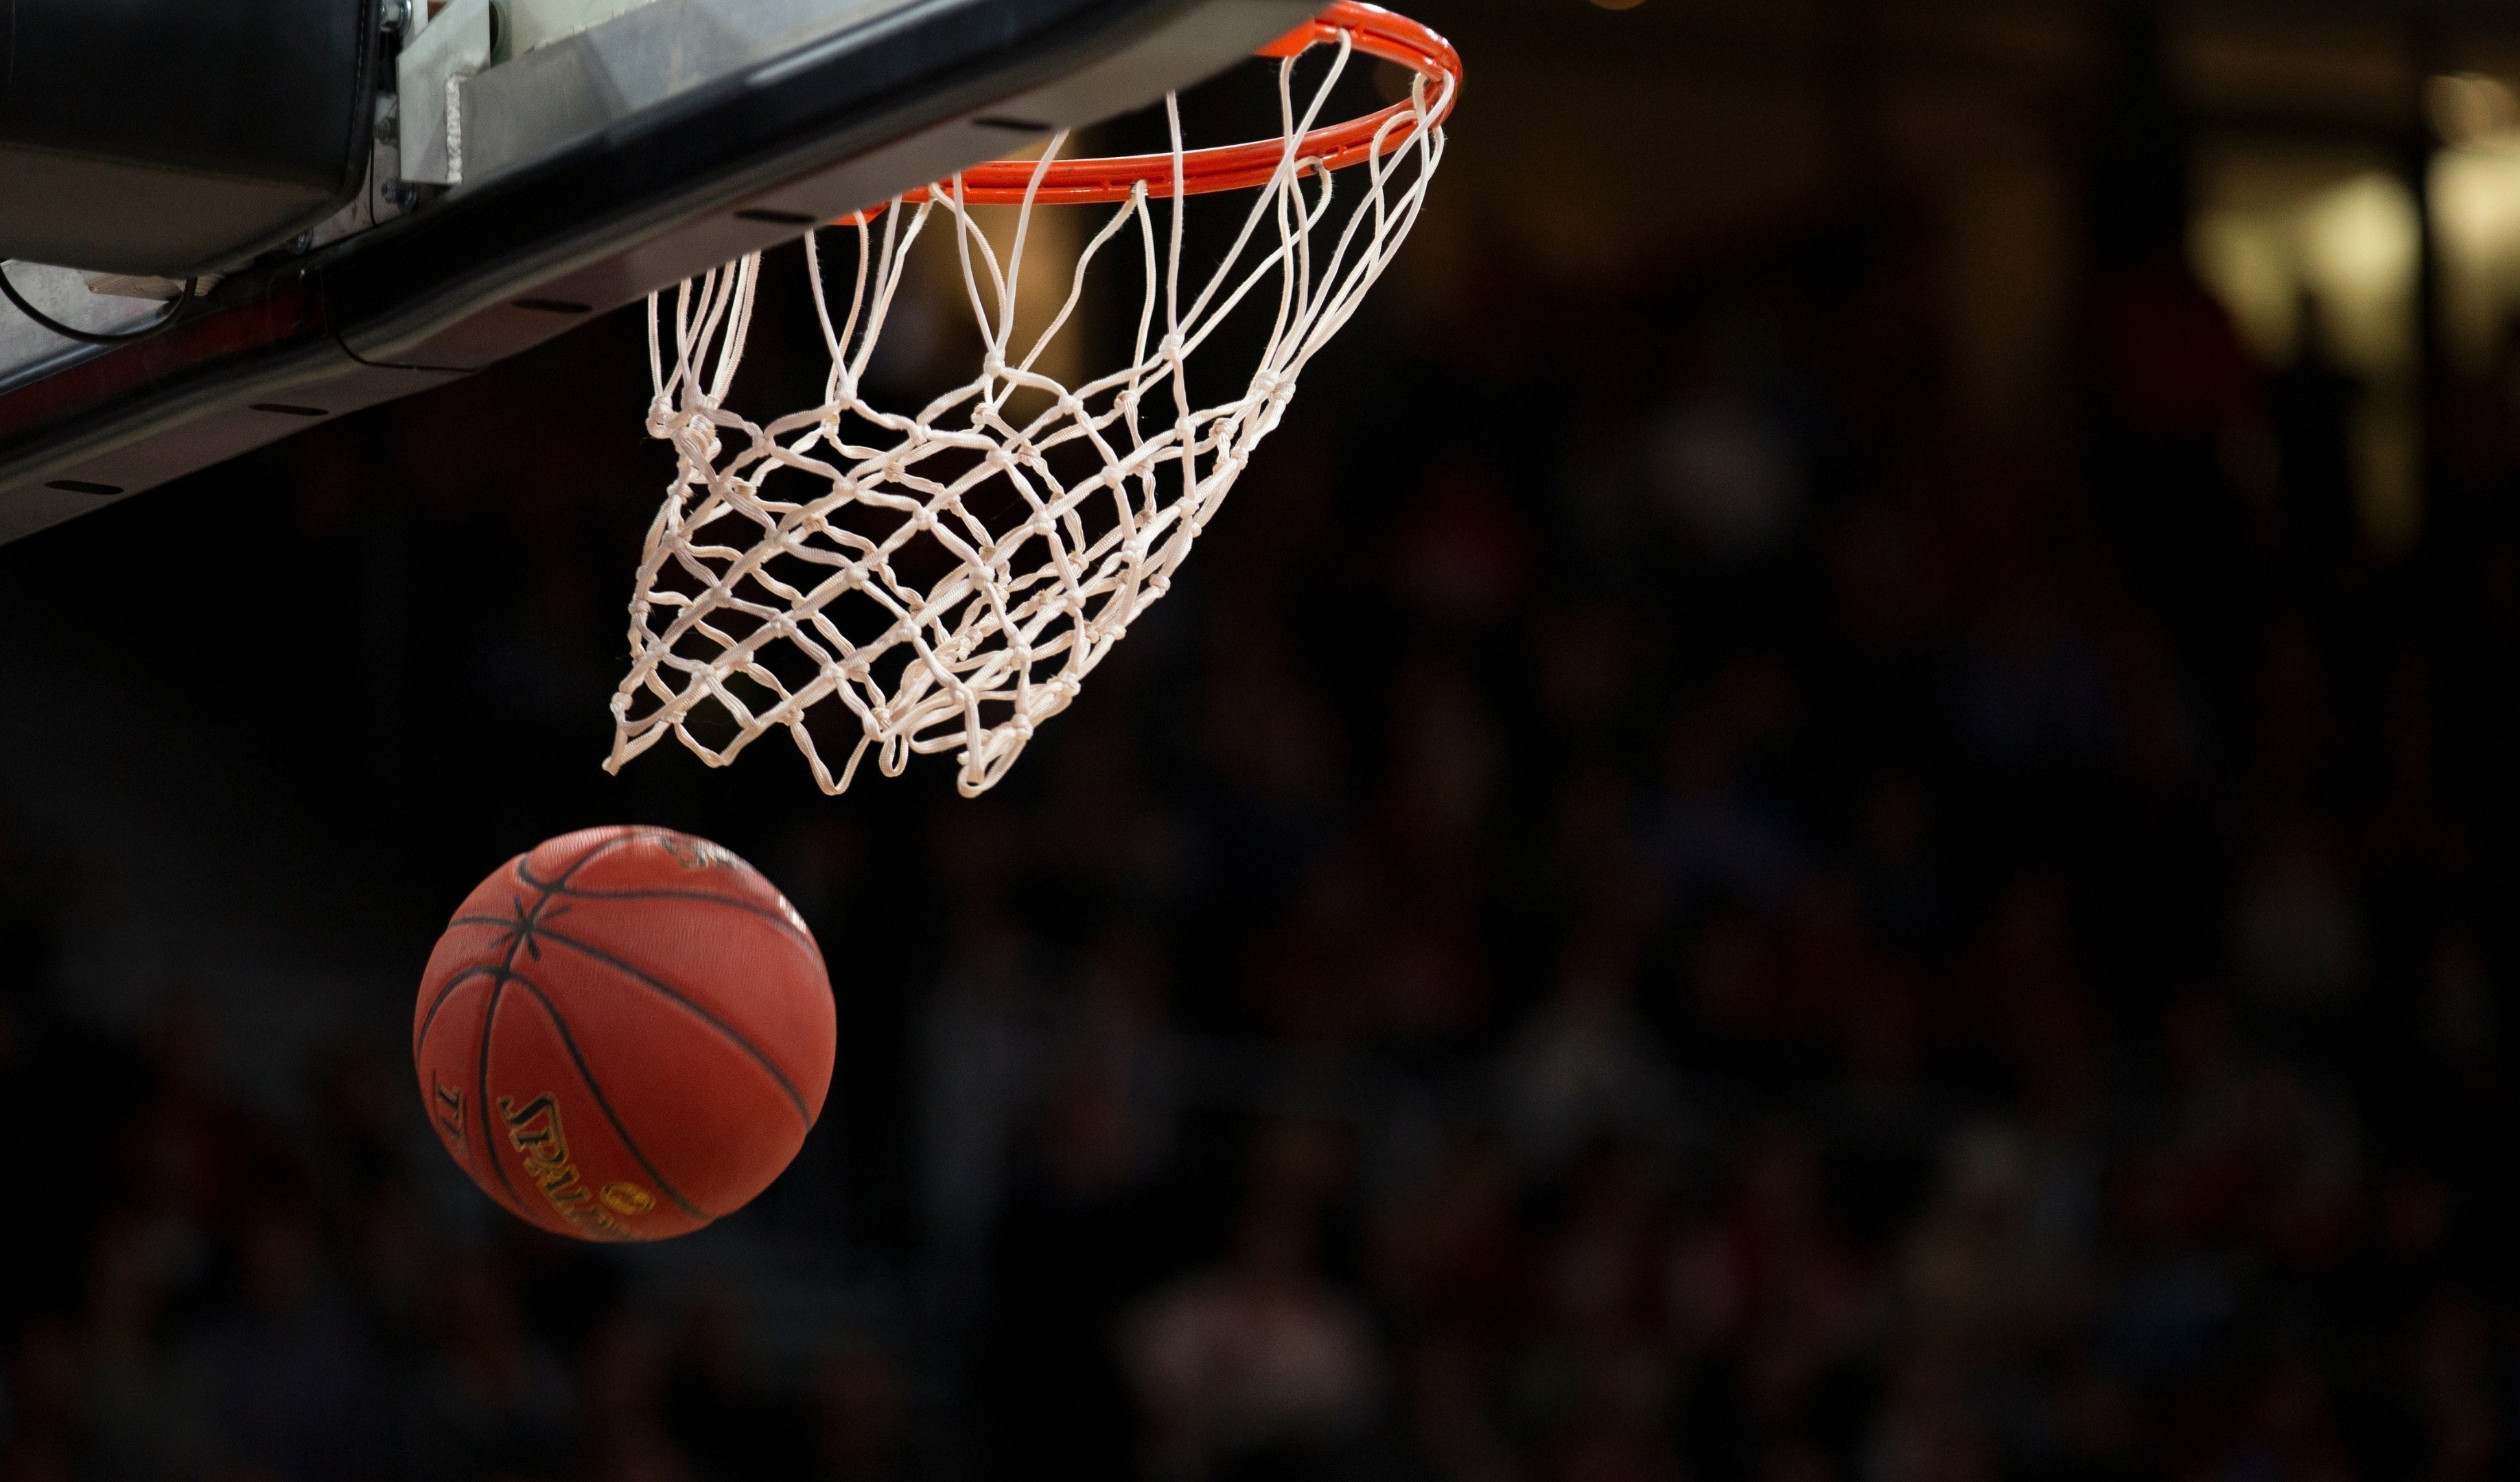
[5,2,2520,1480]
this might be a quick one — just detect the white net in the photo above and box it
[603,33,1449,796]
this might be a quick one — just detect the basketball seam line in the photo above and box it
[479,976,529,1215]
[412,962,503,1060]
[517,923,815,1125]
[519,828,698,893]
[469,832,637,1227]
[417,833,641,1060]
[509,882,818,953]
[511,828,816,952]
[436,915,822,1101]
[446,889,815,963]
[547,831,643,889]
[415,825,639,1059]
[504,969,716,1226]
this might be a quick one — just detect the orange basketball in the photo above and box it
[412,826,835,1241]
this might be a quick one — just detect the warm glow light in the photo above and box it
[2193,215,2296,360]
[2190,165,2416,374]
[1589,0,1646,12]
[2431,95,2520,366]
[2298,174,2420,373]
[2429,73,2520,148]
[2191,154,2425,556]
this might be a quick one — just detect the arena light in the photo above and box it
[2428,73,2520,149]
[2296,172,2420,374]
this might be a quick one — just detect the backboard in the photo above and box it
[0,0,1317,545]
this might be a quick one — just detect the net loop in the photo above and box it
[607,3,1456,796]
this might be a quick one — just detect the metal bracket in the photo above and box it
[397,0,498,184]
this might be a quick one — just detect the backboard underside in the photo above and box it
[0,0,1316,545]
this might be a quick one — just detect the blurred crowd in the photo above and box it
[7,28,2520,1482]
[0,984,919,1482]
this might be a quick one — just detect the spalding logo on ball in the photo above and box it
[413,826,835,1240]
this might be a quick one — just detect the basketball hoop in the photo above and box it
[607,1,1460,797]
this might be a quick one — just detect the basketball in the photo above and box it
[411,826,835,1241]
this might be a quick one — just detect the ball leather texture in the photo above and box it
[412,826,835,1240]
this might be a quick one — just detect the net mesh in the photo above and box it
[604,34,1448,796]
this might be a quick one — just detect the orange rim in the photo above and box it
[859,1,1459,215]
